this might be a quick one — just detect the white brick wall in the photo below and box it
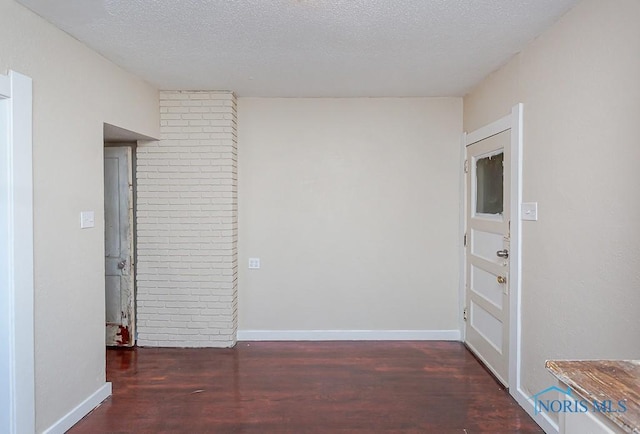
[136,91,237,347]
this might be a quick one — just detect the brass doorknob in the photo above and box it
[497,275,507,284]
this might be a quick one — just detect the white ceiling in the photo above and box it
[17,0,579,97]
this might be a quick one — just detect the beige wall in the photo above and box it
[238,98,462,333]
[464,0,640,402]
[0,0,159,431]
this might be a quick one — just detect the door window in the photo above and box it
[475,152,503,215]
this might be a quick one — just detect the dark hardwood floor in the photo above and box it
[69,342,542,433]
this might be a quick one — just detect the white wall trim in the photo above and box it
[42,382,112,434]
[513,387,560,434]
[0,75,10,98]
[237,330,461,341]
[465,114,511,146]
[0,71,34,434]
[508,103,524,394]
[458,133,467,341]
[0,74,12,434]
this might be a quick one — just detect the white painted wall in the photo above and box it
[464,0,640,414]
[238,98,462,335]
[0,0,159,431]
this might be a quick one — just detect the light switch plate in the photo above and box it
[80,211,95,229]
[248,258,261,269]
[521,202,538,221]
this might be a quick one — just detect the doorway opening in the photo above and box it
[104,142,136,346]
[461,104,523,394]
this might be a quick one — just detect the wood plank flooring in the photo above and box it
[69,341,542,433]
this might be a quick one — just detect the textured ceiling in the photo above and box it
[17,0,579,97]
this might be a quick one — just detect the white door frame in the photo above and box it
[0,71,35,434]
[460,103,523,394]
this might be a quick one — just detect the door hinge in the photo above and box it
[463,232,467,247]
[463,308,468,321]
[464,159,469,173]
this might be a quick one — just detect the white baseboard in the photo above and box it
[237,329,461,341]
[43,382,112,434]
[512,386,559,434]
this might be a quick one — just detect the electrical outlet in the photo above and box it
[248,258,260,269]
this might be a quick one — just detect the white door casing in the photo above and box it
[0,71,35,434]
[104,146,135,347]
[462,104,523,393]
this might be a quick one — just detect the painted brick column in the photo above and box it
[136,91,237,347]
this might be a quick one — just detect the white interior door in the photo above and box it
[104,146,135,347]
[465,130,511,386]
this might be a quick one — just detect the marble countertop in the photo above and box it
[546,360,640,434]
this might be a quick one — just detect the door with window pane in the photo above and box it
[465,130,510,387]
